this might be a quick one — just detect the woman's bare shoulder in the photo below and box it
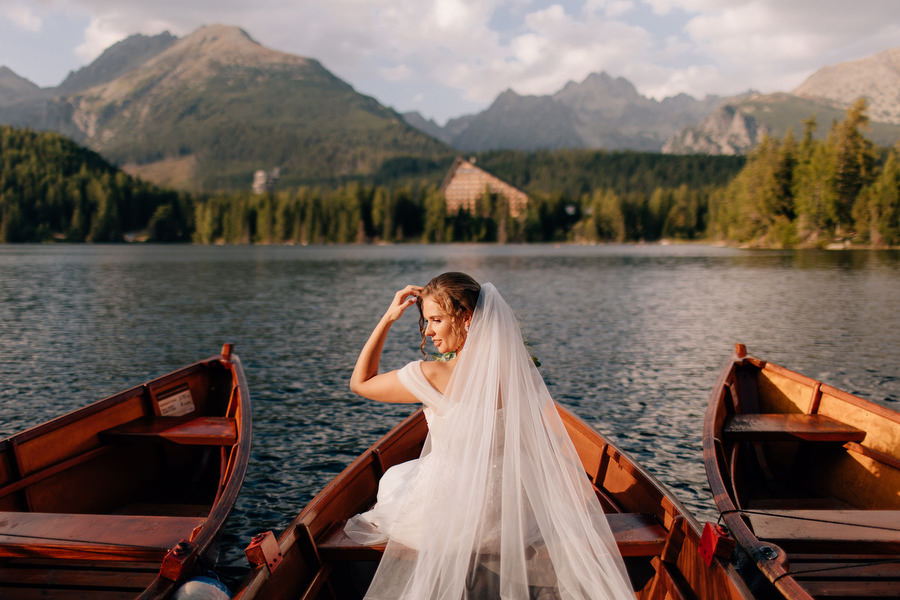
[418,359,452,376]
[419,359,454,394]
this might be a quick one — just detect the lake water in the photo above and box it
[2,243,899,578]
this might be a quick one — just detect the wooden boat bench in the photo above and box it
[317,512,667,561]
[781,552,900,598]
[746,509,900,552]
[0,511,206,561]
[99,416,237,446]
[723,414,866,443]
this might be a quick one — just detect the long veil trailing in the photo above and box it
[363,283,634,599]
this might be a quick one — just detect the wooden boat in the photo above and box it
[233,404,752,599]
[704,343,900,599]
[0,343,252,599]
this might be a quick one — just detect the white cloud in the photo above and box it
[16,0,900,121]
[75,17,128,60]
[584,0,635,18]
[379,64,412,81]
[5,2,43,32]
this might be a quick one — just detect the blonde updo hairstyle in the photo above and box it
[417,272,481,357]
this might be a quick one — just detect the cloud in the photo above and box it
[379,64,412,82]
[75,17,128,60]
[674,0,900,93]
[30,0,900,121]
[5,2,43,32]
[584,0,635,18]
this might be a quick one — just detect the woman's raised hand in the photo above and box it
[384,285,423,323]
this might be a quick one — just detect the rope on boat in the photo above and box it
[771,558,900,583]
[718,509,900,533]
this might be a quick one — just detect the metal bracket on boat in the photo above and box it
[755,545,779,561]
[246,530,283,573]
[160,540,199,581]
[699,522,736,567]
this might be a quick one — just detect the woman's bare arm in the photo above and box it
[349,285,423,403]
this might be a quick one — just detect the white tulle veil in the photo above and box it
[363,282,633,599]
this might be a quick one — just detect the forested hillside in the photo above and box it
[4,100,898,247]
[707,98,900,247]
[0,126,189,242]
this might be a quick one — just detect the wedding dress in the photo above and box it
[345,283,634,600]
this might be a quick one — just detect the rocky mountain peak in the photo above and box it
[553,71,646,118]
[56,31,177,94]
[792,46,900,124]
[0,67,42,104]
[150,24,310,74]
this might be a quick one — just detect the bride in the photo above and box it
[347,272,633,599]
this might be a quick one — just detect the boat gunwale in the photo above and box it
[295,404,700,533]
[0,348,253,600]
[235,401,720,600]
[703,351,809,599]
[139,349,253,599]
[702,345,900,600]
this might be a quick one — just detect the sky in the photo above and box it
[2,0,899,124]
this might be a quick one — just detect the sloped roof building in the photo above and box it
[440,157,528,217]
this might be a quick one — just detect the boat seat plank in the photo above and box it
[723,414,866,442]
[0,588,138,599]
[747,497,853,510]
[788,560,900,579]
[100,416,237,446]
[747,510,900,551]
[0,563,156,588]
[800,580,900,597]
[318,512,666,561]
[0,512,206,561]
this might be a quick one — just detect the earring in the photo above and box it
[465,324,469,331]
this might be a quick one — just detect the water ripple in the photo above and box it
[2,243,898,574]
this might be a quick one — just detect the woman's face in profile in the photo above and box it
[421,296,464,354]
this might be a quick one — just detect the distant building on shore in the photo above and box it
[440,157,528,217]
[252,167,280,194]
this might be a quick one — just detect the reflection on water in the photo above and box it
[2,243,899,573]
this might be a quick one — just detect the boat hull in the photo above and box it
[234,404,751,599]
[0,344,252,599]
[703,344,900,599]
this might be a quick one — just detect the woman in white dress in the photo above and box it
[347,272,633,600]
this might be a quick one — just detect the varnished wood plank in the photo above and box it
[800,580,900,597]
[318,512,667,561]
[844,441,900,471]
[723,414,866,442]
[0,588,139,599]
[16,396,146,475]
[0,446,111,501]
[788,561,900,579]
[100,416,237,446]
[0,564,156,587]
[0,512,206,560]
[748,509,900,548]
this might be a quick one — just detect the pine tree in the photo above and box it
[830,98,877,235]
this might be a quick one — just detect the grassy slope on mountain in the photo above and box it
[735,93,900,145]
[104,65,449,190]
[65,26,450,192]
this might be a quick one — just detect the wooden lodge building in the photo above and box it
[440,157,528,217]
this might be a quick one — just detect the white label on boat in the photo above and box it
[158,388,195,417]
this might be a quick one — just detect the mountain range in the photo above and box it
[404,48,900,156]
[2,25,899,191]
[0,25,448,190]
[402,73,727,152]
[663,48,900,154]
